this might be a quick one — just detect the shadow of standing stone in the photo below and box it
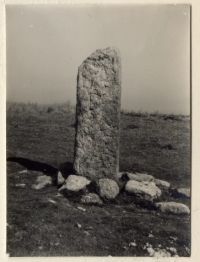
[74,47,121,180]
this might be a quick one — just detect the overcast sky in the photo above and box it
[6,4,190,114]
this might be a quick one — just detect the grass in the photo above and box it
[6,102,191,256]
[120,111,190,187]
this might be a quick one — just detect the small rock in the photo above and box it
[128,172,155,182]
[129,241,137,247]
[152,248,171,257]
[59,175,90,192]
[77,206,86,212]
[98,178,119,200]
[145,245,171,257]
[125,180,161,201]
[167,247,177,254]
[86,226,93,230]
[155,179,170,189]
[47,199,57,204]
[15,183,26,188]
[148,233,154,238]
[147,247,155,256]
[76,223,82,229]
[176,188,190,198]
[83,231,90,236]
[119,172,154,182]
[32,175,52,190]
[155,202,190,215]
[18,170,28,174]
[81,193,103,205]
[57,171,65,186]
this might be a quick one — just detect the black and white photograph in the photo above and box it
[5,2,191,257]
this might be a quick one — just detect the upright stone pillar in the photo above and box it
[74,47,121,180]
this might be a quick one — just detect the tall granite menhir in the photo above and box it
[73,47,121,180]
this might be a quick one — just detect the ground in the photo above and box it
[6,102,191,256]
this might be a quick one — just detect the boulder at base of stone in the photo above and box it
[57,171,65,186]
[125,180,161,201]
[98,178,119,200]
[32,175,52,190]
[81,193,103,206]
[129,172,155,182]
[154,179,170,189]
[155,202,190,215]
[176,188,190,198]
[119,172,154,182]
[59,175,91,193]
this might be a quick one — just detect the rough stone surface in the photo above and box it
[98,178,120,200]
[118,172,154,182]
[74,47,121,179]
[81,193,103,205]
[155,178,170,189]
[125,180,161,201]
[176,188,190,198]
[59,175,91,192]
[57,171,65,186]
[155,202,190,215]
[32,175,52,190]
[128,172,154,182]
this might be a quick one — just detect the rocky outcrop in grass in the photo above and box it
[58,175,91,193]
[29,169,190,216]
[155,202,190,215]
[125,180,161,201]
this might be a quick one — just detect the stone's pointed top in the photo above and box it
[78,47,121,76]
[96,47,120,57]
[85,47,120,63]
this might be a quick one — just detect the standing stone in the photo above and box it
[74,47,121,180]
